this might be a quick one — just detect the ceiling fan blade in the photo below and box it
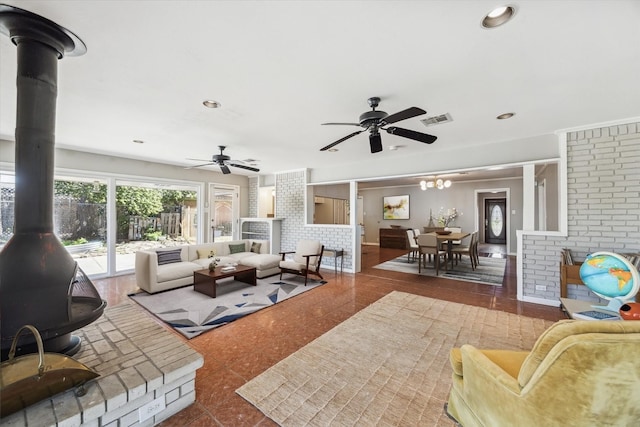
[184,162,215,169]
[321,122,361,126]
[186,157,213,162]
[381,107,426,125]
[369,132,383,153]
[220,164,231,174]
[229,163,260,172]
[385,126,437,144]
[320,130,364,151]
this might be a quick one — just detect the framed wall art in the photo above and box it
[383,195,410,220]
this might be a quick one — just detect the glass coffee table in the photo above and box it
[193,264,256,298]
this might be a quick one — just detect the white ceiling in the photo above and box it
[1,1,639,180]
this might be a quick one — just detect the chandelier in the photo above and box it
[420,177,452,190]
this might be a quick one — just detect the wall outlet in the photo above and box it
[535,285,547,291]
[139,396,165,423]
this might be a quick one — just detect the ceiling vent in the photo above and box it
[421,113,453,127]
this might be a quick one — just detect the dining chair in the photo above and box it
[472,233,480,267]
[452,231,478,270]
[417,233,448,275]
[406,229,419,263]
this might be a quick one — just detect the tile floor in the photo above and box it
[92,246,564,426]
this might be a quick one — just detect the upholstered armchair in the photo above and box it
[446,319,640,427]
[279,240,324,285]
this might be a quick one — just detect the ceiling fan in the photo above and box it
[185,146,260,174]
[320,97,437,153]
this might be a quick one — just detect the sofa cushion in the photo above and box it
[241,254,281,270]
[157,248,183,265]
[157,261,199,282]
[229,243,246,254]
[251,242,262,253]
[227,252,252,262]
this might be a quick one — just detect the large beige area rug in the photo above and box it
[237,291,554,426]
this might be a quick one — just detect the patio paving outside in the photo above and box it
[72,238,192,276]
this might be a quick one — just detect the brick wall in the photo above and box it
[248,176,258,218]
[522,121,640,302]
[276,170,353,271]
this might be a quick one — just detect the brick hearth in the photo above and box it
[1,302,203,426]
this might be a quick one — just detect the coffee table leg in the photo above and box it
[235,269,257,287]
[194,273,217,298]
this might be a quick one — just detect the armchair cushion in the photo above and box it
[450,347,529,380]
[292,240,322,266]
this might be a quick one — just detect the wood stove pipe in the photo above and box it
[0,4,105,359]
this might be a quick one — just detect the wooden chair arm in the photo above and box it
[280,250,295,260]
[301,252,323,259]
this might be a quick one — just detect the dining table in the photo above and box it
[431,231,471,268]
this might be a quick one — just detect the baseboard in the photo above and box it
[521,295,560,307]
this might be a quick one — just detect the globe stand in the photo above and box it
[593,296,625,314]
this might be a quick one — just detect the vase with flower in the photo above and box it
[437,207,459,227]
[208,251,220,272]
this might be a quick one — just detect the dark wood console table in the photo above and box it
[379,228,409,249]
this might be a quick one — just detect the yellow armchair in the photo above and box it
[446,319,640,426]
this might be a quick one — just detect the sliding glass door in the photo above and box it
[115,180,199,273]
[54,177,108,276]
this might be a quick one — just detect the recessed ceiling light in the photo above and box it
[388,145,406,151]
[203,100,221,108]
[132,139,144,144]
[482,5,515,28]
[497,112,515,120]
[328,148,338,152]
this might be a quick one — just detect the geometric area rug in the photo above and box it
[236,291,554,426]
[129,275,326,339]
[373,255,506,286]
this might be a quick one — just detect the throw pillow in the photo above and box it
[157,248,182,265]
[197,248,215,259]
[229,243,246,254]
[250,242,262,253]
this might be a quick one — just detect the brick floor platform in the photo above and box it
[1,302,203,427]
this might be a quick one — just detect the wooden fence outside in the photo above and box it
[128,206,196,241]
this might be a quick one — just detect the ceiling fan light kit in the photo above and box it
[320,97,437,154]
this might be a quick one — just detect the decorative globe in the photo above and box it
[579,252,640,302]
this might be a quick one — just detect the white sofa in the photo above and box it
[135,239,281,294]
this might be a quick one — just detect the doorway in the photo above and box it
[485,198,507,244]
[209,184,239,242]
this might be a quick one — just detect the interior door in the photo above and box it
[485,198,506,244]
